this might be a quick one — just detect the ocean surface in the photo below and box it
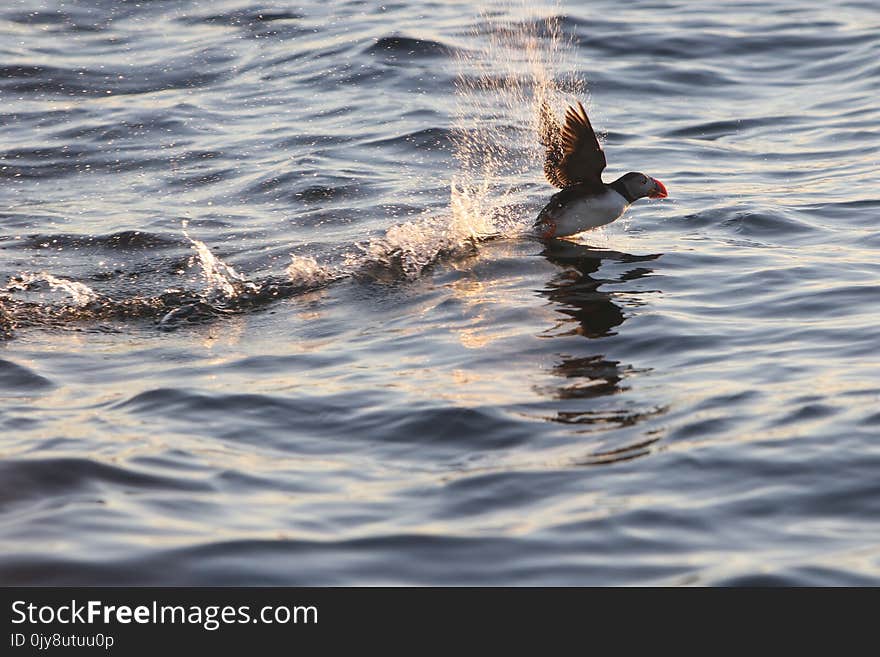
[1,0,879,585]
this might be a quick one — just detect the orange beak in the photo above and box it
[649,178,668,199]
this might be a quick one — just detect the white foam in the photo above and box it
[287,254,336,287]
[6,272,100,306]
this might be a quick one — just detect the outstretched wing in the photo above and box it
[539,100,566,188]
[540,100,606,189]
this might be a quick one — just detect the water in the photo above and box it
[1,0,879,585]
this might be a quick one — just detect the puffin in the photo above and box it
[535,101,667,239]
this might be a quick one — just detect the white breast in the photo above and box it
[544,189,629,237]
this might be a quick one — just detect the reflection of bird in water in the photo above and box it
[537,238,666,463]
[540,238,659,339]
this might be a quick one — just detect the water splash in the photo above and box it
[181,221,253,300]
[209,7,583,286]
[4,272,100,307]
[451,5,585,236]
[353,4,583,280]
[345,211,470,280]
[287,254,337,287]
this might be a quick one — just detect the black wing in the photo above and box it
[540,100,606,189]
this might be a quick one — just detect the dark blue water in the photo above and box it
[2,0,879,585]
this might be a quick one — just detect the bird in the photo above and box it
[535,100,667,239]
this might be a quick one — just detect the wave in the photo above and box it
[0,146,223,180]
[176,8,305,39]
[0,457,210,513]
[177,10,303,26]
[664,116,798,140]
[0,358,54,391]
[366,35,459,59]
[0,231,339,339]
[0,51,231,97]
[8,231,181,252]
[363,127,455,151]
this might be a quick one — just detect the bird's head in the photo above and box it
[619,172,668,201]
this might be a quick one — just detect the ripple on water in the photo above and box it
[0,457,211,513]
[0,58,231,96]
[0,359,53,391]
